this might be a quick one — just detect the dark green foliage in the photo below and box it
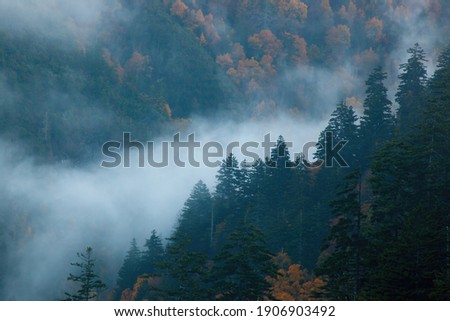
[0,31,168,163]
[315,101,358,166]
[316,170,366,300]
[110,1,240,117]
[358,66,395,167]
[162,233,210,300]
[140,230,165,276]
[114,238,141,300]
[362,44,450,300]
[65,247,106,301]
[395,43,428,133]
[213,154,246,250]
[212,222,277,300]
[175,180,213,254]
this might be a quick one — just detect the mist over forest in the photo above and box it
[0,0,449,300]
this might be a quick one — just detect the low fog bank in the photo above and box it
[0,114,325,300]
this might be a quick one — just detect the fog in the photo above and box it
[0,114,325,300]
[0,0,447,300]
[0,0,122,42]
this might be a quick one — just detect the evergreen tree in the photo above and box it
[309,101,359,269]
[407,43,450,299]
[212,222,277,300]
[364,44,450,299]
[315,100,358,166]
[176,180,212,254]
[114,238,142,299]
[395,43,428,133]
[65,246,106,301]
[358,66,395,167]
[262,135,296,252]
[316,170,366,300]
[162,232,210,300]
[140,230,165,276]
[213,154,245,250]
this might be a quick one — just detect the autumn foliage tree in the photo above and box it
[268,252,326,300]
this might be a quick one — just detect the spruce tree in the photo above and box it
[213,154,244,250]
[358,66,395,167]
[140,230,165,276]
[114,238,142,299]
[65,246,106,301]
[212,222,277,300]
[162,232,210,300]
[316,170,366,300]
[315,101,358,166]
[176,180,212,254]
[395,43,428,133]
[364,44,450,299]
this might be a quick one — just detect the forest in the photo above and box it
[0,0,449,300]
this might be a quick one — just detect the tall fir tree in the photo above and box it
[213,154,245,250]
[364,44,450,299]
[212,222,277,300]
[162,232,210,300]
[65,247,106,301]
[176,180,212,254]
[140,230,165,276]
[315,100,358,166]
[316,170,366,300]
[114,238,142,300]
[395,43,428,133]
[358,66,395,168]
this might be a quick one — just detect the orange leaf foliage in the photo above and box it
[326,24,351,48]
[268,252,326,301]
[120,275,163,301]
[270,0,308,20]
[216,53,234,69]
[248,30,283,58]
[170,0,188,18]
[365,17,383,42]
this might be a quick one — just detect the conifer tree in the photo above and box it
[395,43,428,133]
[358,66,395,167]
[65,246,106,301]
[364,44,450,299]
[212,222,277,300]
[315,101,358,166]
[176,180,212,254]
[162,232,210,300]
[140,230,165,276]
[316,170,366,300]
[114,238,141,299]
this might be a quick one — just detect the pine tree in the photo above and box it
[395,43,428,133]
[162,232,210,300]
[213,154,245,250]
[411,43,450,299]
[364,44,450,299]
[114,238,142,299]
[358,66,395,167]
[315,100,358,166]
[176,180,212,254]
[212,222,277,300]
[309,101,359,270]
[140,230,165,276]
[65,246,106,301]
[316,170,366,300]
[261,135,296,253]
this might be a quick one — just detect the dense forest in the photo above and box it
[0,0,449,300]
[105,42,450,300]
